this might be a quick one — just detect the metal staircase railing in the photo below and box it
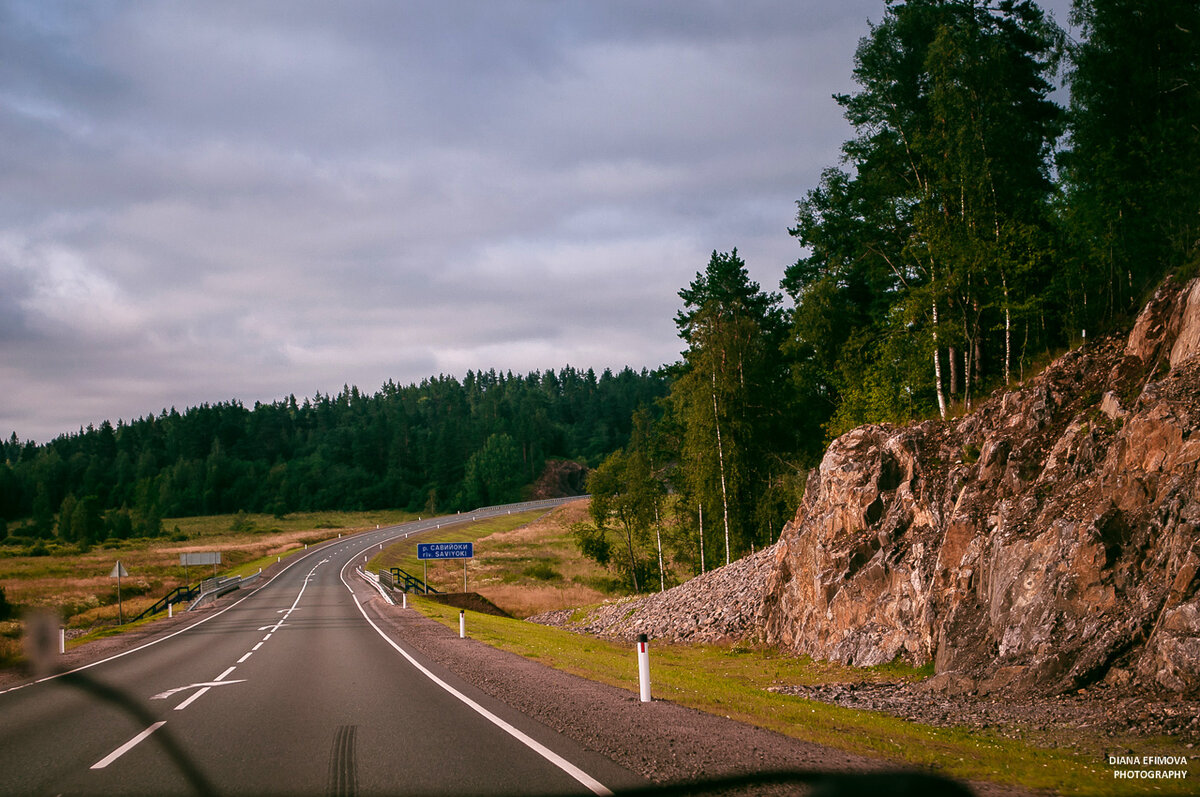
[389,567,440,594]
[133,583,200,621]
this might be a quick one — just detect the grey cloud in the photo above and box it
[6,0,995,442]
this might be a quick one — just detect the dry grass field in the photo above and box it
[0,503,606,665]
[367,499,620,618]
[0,509,416,663]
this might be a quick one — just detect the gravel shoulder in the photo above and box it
[357,588,1034,796]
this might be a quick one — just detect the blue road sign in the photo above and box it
[417,542,474,560]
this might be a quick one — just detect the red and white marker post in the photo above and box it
[637,634,651,702]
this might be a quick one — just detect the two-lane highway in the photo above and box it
[0,503,643,795]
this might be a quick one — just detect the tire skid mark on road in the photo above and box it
[326,724,358,797]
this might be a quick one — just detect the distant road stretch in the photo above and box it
[0,496,643,796]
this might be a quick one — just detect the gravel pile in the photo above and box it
[529,545,777,644]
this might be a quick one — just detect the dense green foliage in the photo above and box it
[1059,0,1200,328]
[0,367,666,543]
[787,0,1065,434]
[584,251,805,585]
[581,0,1198,587]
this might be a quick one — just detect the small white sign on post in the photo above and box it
[110,561,129,625]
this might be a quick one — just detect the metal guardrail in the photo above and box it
[167,498,586,613]
[461,496,588,520]
[376,495,587,539]
[188,575,244,610]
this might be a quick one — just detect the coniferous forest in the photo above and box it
[2,1,1198,591]
[0,368,666,543]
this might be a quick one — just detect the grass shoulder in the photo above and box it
[369,500,619,618]
[407,596,1138,796]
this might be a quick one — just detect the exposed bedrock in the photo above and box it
[761,277,1200,697]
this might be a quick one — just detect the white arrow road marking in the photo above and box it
[151,680,247,700]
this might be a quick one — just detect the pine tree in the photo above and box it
[672,250,789,563]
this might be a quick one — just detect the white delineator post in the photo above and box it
[59,628,65,655]
[637,634,651,702]
[459,610,466,639]
[402,592,407,609]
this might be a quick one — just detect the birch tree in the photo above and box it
[786,0,1061,432]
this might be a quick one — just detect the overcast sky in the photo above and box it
[1,1,1073,443]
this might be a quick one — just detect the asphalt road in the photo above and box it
[0,501,644,796]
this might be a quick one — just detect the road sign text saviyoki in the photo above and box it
[417,542,474,560]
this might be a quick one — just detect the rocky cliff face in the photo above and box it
[762,277,1200,697]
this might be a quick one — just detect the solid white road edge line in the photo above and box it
[2,512,525,697]
[339,552,613,797]
[90,721,166,769]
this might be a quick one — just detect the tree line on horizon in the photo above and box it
[577,0,1199,592]
[0,367,666,545]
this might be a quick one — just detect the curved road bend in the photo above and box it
[0,502,644,796]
